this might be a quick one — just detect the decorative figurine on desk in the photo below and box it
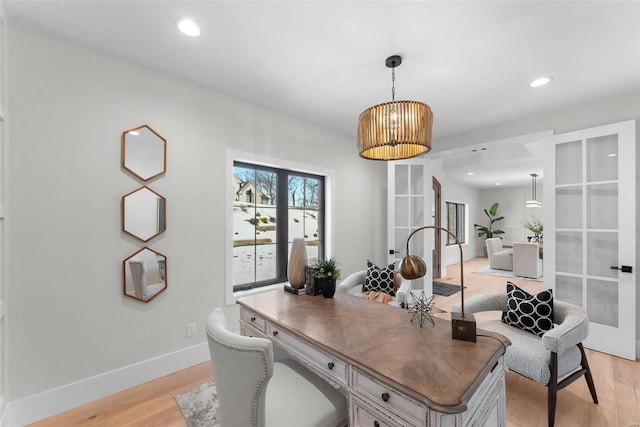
[408,290,436,328]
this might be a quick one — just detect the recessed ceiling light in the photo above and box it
[467,172,475,176]
[177,18,201,37]
[530,76,553,88]
[608,153,617,157]
[495,183,501,186]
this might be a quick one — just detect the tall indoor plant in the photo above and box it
[474,202,505,239]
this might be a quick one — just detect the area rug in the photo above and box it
[433,281,463,297]
[473,265,543,282]
[175,381,220,427]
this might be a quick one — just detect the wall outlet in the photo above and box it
[187,322,196,337]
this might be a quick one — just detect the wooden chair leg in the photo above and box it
[548,352,558,427]
[578,343,598,404]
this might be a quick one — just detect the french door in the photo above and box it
[544,120,636,360]
[387,159,432,295]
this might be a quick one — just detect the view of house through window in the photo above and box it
[446,202,466,245]
[233,162,324,291]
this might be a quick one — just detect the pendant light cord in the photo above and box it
[391,66,396,102]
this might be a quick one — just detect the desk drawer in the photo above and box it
[352,396,411,427]
[352,369,426,424]
[240,308,266,333]
[269,325,348,386]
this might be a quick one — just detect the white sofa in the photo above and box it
[337,270,411,306]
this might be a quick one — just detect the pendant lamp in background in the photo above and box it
[357,55,433,161]
[526,173,542,208]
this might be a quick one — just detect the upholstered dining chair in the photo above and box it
[486,238,513,271]
[206,308,348,427]
[452,291,598,427]
[513,242,543,278]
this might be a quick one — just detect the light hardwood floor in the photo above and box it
[30,257,640,427]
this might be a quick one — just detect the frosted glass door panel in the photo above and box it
[555,231,582,274]
[555,275,583,308]
[587,232,618,279]
[587,279,618,327]
[395,197,409,227]
[395,228,409,256]
[556,140,582,185]
[556,186,582,229]
[389,159,432,296]
[410,165,424,195]
[546,119,635,360]
[587,184,617,229]
[587,134,618,182]
[395,165,408,195]
[410,196,424,227]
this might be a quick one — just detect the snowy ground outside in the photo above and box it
[233,202,319,285]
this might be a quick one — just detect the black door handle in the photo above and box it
[610,265,633,273]
[389,249,399,255]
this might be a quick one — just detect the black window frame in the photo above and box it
[233,161,325,292]
[446,201,466,246]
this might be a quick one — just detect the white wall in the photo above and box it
[7,20,388,403]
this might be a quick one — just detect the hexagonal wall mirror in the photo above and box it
[122,124,167,181]
[122,186,166,242]
[123,247,167,303]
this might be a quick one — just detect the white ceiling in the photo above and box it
[6,1,640,188]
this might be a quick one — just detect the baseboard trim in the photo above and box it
[2,342,209,427]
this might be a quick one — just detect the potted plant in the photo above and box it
[474,202,505,239]
[313,258,341,298]
[523,216,543,243]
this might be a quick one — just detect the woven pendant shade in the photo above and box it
[358,100,433,160]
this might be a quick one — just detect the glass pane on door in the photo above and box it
[556,140,582,185]
[587,184,617,229]
[587,279,619,327]
[587,231,618,279]
[556,186,582,229]
[555,231,582,274]
[395,165,408,195]
[555,275,583,307]
[587,134,618,182]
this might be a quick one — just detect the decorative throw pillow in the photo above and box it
[501,281,553,337]
[363,261,396,297]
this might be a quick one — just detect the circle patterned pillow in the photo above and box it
[501,281,553,337]
[363,260,396,297]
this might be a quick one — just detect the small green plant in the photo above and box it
[247,218,259,226]
[474,202,505,239]
[523,216,543,243]
[523,216,543,235]
[313,258,341,281]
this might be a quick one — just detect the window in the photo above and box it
[232,161,325,292]
[446,202,466,245]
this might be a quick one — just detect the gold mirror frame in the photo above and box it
[122,186,166,242]
[123,247,167,303]
[122,124,167,181]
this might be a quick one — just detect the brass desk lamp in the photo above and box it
[400,225,477,342]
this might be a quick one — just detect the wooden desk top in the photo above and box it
[238,290,509,414]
